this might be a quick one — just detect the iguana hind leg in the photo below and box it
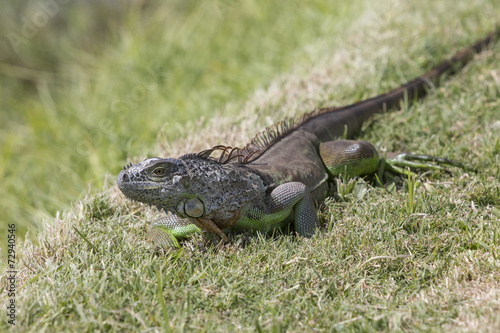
[384,153,471,177]
[319,140,380,178]
[319,139,467,179]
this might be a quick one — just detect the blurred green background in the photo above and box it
[0,0,358,254]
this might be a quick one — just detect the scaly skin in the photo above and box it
[117,28,498,248]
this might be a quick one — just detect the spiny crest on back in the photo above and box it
[198,106,339,164]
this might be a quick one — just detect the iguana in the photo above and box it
[118,28,498,248]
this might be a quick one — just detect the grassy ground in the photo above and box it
[2,0,500,331]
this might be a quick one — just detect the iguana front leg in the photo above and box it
[191,217,229,242]
[150,215,229,248]
[149,214,201,248]
[235,182,319,237]
[266,182,319,237]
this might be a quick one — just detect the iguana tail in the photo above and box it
[300,26,500,142]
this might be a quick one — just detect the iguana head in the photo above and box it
[118,156,197,217]
[117,154,265,219]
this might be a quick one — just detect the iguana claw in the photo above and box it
[383,153,471,178]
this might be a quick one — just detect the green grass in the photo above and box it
[2,0,500,331]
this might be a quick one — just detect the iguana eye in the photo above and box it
[153,167,166,176]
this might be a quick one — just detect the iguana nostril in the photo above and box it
[121,173,129,182]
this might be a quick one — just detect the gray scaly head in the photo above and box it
[117,156,198,217]
[117,154,266,222]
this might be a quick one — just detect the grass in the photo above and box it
[1,0,500,331]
